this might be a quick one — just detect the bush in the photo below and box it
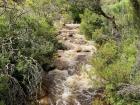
[91,38,137,104]
[80,9,104,39]
[92,40,136,83]
[69,4,84,23]
[86,0,139,104]
[0,1,60,104]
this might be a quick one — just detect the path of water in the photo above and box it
[39,24,97,105]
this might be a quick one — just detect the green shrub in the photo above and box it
[83,0,139,105]
[80,9,104,40]
[105,86,140,105]
[91,39,137,104]
[69,4,84,23]
[0,1,60,104]
[92,39,136,83]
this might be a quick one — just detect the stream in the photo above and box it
[39,24,97,105]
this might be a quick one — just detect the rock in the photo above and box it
[82,45,94,53]
[117,84,140,100]
[68,69,76,75]
[76,47,82,52]
[64,74,94,105]
[63,37,67,40]
[54,56,80,71]
[63,41,76,50]
[54,59,69,70]
[84,64,93,72]
[65,73,92,91]
[68,32,74,37]
[42,63,56,72]
[37,87,47,99]
[67,61,79,75]
[76,89,95,105]
[74,38,87,44]
[42,70,69,104]
[74,53,88,63]
[38,96,49,105]
[65,24,80,29]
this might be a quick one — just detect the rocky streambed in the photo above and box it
[39,24,98,105]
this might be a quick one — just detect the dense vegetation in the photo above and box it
[0,0,140,105]
[79,0,140,105]
[0,0,64,105]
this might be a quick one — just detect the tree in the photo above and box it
[68,0,121,43]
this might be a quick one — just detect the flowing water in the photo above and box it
[39,24,97,105]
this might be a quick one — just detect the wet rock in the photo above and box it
[74,53,88,63]
[64,73,94,104]
[37,87,47,100]
[54,59,69,70]
[63,37,67,40]
[42,63,56,72]
[67,69,76,75]
[76,89,95,105]
[65,73,92,92]
[67,61,79,75]
[68,32,74,37]
[76,88,105,105]
[63,41,76,50]
[38,96,49,105]
[42,70,69,104]
[74,38,87,44]
[65,24,80,29]
[54,57,80,72]
[82,45,95,53]
[76,47,82,52]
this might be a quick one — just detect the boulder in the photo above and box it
[117,84,140,100]
[76,89,95,105]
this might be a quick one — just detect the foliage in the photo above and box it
[0,0,61,104]
[68,4,84,23]
[91,33,138,105]
[104,86,140,105]
[84,0,140,105]
[0,0,140,105]
[92,39,135,84]
[80,9,104,39]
